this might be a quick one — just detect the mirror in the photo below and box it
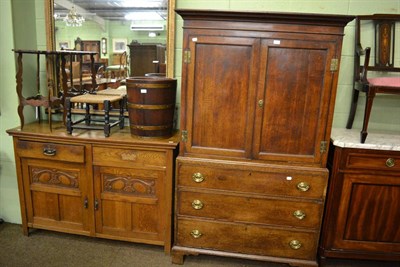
[45,0,175,78]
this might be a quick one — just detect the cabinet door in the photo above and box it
[22,159,91,235]
[332,173,400,253]
[93,166,166,244]
[181,35,260,158]
[253,39,337,165]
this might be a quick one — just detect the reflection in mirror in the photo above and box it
[45,0,175,81]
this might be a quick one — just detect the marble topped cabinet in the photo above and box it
[319,128,400,264]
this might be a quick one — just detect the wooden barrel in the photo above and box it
[126,77,177,137]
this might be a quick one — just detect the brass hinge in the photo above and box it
[181,130,188,142]
[320,141,328,153]
[183,49,191,64]
[330,58,339,72]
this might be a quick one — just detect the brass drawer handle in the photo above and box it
[293,210,306,220]
[192,199,204,210]
[192,172,204,183]
[258,99,264,108]
[190,229,202,239]
[386,158,395,168]
[289,240,302,250]
[43,147,56,156]
[297,182,310,192]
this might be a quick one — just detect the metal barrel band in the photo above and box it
[130,124,172,130]
[127,103,174,110]
[129,84,174,89]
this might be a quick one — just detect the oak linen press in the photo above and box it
[172,9,353,267]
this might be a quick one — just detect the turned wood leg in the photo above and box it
[104,100,111,137]
[66,98,73,134]
[361,90,376,143]
[119,97,125,129]
[346,88,359,129]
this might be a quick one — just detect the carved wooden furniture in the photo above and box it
[172,10,353,267]
[128,43,166,76]
[346,14,400,143]
[319,128,400,264]
[12,49,98,128]
[65,93,126,137]
[7,122,179,253]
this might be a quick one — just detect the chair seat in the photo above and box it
[368,77,400,87]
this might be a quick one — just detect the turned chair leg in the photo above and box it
[66,97,73,134]
[361,90,376,143]
[346,88,359,129]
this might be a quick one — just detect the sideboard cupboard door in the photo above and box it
[253,39,337,166]
[181,35,260,159]
[93,166,167,245]
[21,158,92,235]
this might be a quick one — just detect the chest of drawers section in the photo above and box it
[173,158,328,265]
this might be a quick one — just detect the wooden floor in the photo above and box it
[0,223,397,267]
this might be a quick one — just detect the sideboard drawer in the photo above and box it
[345,151,400,171]
[178,190,323,229]
[176,218,318,260]
[16,140,85,163]
[177,162,328,199]
[93,146,166,168]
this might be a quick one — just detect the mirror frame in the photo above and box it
[45,0,175,78]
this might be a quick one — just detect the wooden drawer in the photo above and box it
[176,218,318,260]
[345,151,400,171]
[16,140,85,163]
[178,190,323,229]
[93,146,166,168]
[177,161,328,199]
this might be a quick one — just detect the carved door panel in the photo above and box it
[252,39,337,166]
[93,166,166,243]
[22,158,91,235]
[181,35,260,159]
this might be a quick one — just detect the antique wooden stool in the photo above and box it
[66,93,126,137]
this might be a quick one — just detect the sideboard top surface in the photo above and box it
[7,122,180,149]
[331,128,400,151]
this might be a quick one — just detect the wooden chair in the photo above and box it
[346,14,400,143]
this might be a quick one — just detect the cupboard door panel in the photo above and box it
[23,159,90,234]
[183,36,260,158]
[94,166,164,242]
[333,173,400,252]
[254,39,336,165]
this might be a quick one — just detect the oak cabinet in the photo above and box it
[173,9,353,266]
[319,131,400,263]
[128,43,166,76]
[8,123,179,252]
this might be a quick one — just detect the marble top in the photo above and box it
[331,128,400,151]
